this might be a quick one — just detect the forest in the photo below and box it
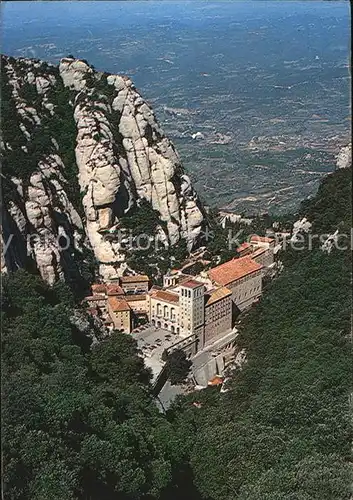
[2,166,352,499]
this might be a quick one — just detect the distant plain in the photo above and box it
[3,1,351,214]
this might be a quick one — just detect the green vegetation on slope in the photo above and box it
[164,349,192,386]
[1,56,82,214]
[169,167,352,500]
[2,158,351,499]
[46,77,83,216]
[118,200,189,282]
[300,167,352,234]
[1,61,53,202]
[1,270,190,499]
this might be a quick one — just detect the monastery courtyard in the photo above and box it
[133,324,238,408]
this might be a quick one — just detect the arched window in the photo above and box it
[157,303,162,316]
[170,307,175,320]
[164,305,168,318]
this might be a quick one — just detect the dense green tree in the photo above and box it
[237,453,352,500]
[164,349,192,386]
[169,168,352,500]
[120,200,165,237]
[2,270,185,499]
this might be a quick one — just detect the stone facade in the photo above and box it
[85,275,148,333]
[148,277,233,350]
[84,240,274,349]
[166,332,198,359]
[149,289,180,333]
[120,275,149,293]
[84,294,107,313]
[125,295,148,315]
[107,296,132,333]
[249,236,275,268]
[203,287,233,348]
[226,270,262,311]
[179,280,205,337]
[208,256,264,312]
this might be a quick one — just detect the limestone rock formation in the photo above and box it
[2,153,85,285]
[336,143,352,170]
[321,229,340,254]
[290,217,312,243]
[1,55,206,285]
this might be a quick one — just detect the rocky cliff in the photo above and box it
[1,55,206,286]
[336,142,352,170]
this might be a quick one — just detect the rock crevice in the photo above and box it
[1,55,206,283]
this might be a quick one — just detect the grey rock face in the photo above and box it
[336,143,352,170]
[1,55,206,284]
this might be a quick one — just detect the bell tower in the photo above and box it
[179,279,205,338]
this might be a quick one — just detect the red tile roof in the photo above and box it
[250,235,274,244]
[91,284,106,294]
[121,274,149,283]
[251,247,266,258]
[125,294,146,302]
[208,256,263,286]
[205,287,232,307]
[180,278,204,289]
[208,376,224,386]
[237,242,252,253]
[85,294,106,302]
[107,296,131,312]
[150,289,179,304]
[106,284,124,296]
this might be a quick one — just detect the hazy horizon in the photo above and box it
[2,0,350,215]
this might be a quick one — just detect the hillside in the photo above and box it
[2,270,186,499]
[1,47,351,500]
[2,166,351,499]
[169,166,352,500]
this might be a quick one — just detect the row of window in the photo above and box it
[207,310,230,322]
[205,318,226,332]
[208,302,228,313]
[236,286,261,302]
[154,304,176,317]
[152,320,180,334]
[231,273,261,287]
[180,287,203,298]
